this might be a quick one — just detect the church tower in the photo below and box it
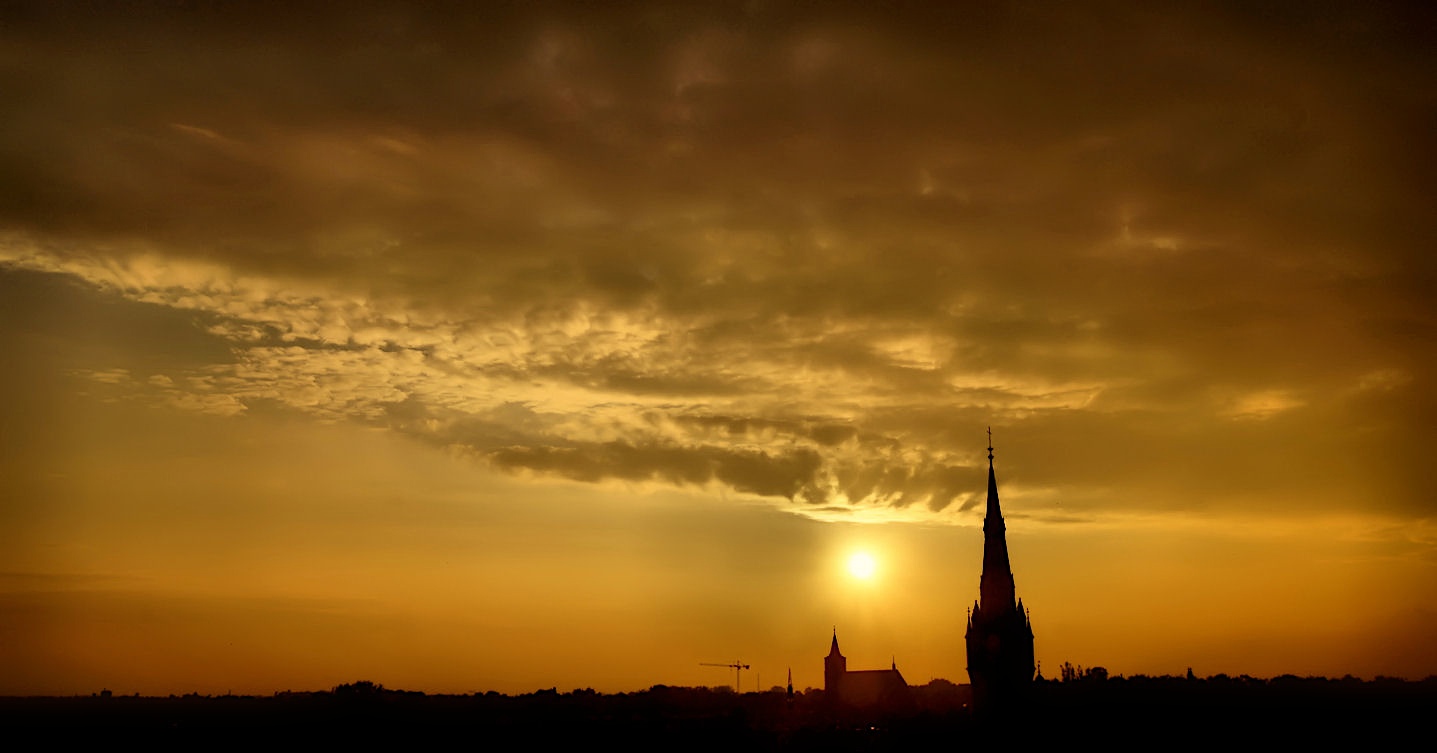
[965,430,1035,712]
[824,629,847,696]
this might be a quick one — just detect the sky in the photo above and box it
[2,1,1435,695]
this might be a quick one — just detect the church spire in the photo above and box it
[980,429,1016,615]
[985,427,1003,520]
[966,427,1035,712]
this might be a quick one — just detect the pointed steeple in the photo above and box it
[824,627,847,696]
[985,429,1003,520]
[979,428,1017,615]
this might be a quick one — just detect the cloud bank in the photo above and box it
[3,2,1433,521]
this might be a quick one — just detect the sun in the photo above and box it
[847,552,877,580]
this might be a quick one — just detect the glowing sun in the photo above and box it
[847,552,877,580]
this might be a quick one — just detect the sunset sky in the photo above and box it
[2,2,1434,695]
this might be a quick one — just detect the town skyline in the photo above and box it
[2,2,1434,696]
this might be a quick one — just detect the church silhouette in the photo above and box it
[965,434,1035,710]
[823,629,909,709]
[824,433,1034,713]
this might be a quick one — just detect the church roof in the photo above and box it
[835,668,909,708]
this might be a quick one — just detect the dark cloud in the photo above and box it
[1,1,1433,521]
[672,414,857,447]
[488,440,822,500]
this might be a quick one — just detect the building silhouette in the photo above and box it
[965,435,1035,711]
[824,629,909,710]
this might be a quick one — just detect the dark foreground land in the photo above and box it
[4,676,1433,749]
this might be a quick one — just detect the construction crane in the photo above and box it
[700,660,750,693]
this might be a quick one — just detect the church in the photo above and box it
[965,434,1036,710]
[823,629,910,710]
[821,433,1033,714]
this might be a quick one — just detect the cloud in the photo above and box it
[487,441,822,500]
[1,3,1434,520]
[1221,389,1305,421]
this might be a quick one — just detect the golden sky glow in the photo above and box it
[2,2,1435,694]
[847,552,877,581]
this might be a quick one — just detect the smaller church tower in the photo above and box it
[824,629,847,696]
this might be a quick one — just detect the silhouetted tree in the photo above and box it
[333,680,385,696]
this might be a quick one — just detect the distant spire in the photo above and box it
[829,628,842,657]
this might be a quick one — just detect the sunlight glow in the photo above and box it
[847,552,877,580]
